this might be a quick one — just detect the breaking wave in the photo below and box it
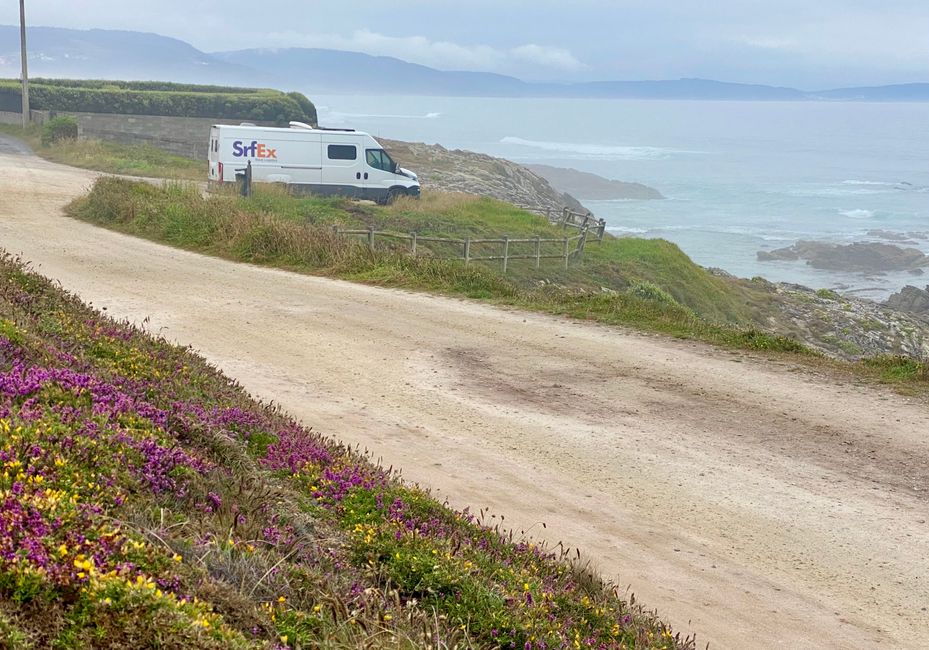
[840,209,875,219]
[500,137,693,160]
[323,110,441,121]
[841,180,899,187]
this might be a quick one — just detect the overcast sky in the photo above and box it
[3,0,928,88]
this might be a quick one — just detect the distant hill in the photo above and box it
[215,48,530,96]
[810,83,929,101]
[1,26,927,102]
[0,25,262,85]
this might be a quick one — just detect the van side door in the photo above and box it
[322,140,362,197]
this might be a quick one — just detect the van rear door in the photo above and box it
[208,126,220,181]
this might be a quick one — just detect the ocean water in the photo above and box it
[313,95,929,299]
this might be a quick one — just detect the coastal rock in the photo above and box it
[757,240,929,273]
[884,285,929,317]
[770,284,929,360]
[382,139,589,213]
[525,164,664,200]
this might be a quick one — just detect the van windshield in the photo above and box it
[366,149,396,173]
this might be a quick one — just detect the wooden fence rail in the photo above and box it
[515,205,608,242]
[334,226,590,273]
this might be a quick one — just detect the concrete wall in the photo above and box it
[0,110,50,126]
[58,112,274,160]
[1,109,272,160]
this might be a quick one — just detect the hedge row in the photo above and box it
[22,78,269,94]
[0,80,316,125]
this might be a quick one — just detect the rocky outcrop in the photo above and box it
[758,240,929,273]
[525,164,664,200]
[885,285,929,318]
[381,139,586,213]
[759,280,929,360]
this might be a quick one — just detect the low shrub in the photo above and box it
[40,115,78,146]
[629,281,678,306]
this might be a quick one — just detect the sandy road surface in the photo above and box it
[2,137,928,648]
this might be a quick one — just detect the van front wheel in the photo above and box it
[384,188,405,205]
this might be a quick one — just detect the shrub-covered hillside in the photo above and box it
[0,252,691,649]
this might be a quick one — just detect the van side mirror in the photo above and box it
[391,162,398,174]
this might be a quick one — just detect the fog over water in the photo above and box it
[316,95,929,300]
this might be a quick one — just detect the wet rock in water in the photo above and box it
[757,248,800,262]
[884,285,929,317]
[757,240,929,273]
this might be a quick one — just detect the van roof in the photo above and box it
[213,124,372,138]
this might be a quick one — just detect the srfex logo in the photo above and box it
[232,140,277,159]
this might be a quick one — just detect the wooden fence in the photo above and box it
[515,206,607,241]
[334,226,592,273]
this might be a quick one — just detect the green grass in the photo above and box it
[66,178,810,357]
[225,188,765,324]
[0,123,203,179]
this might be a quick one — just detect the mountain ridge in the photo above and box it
[2,25,928,101]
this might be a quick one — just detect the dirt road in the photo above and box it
[2,137,927,649]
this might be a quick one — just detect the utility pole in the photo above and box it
[19,0,29,128]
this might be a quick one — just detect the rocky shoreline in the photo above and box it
[752,277,929,360]
[382,138,588,213]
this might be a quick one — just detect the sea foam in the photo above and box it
[499,137,691,160]
[840,209,875,219]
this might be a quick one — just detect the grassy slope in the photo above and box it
[68,178,805,353]
[0,253,691,649]
[230,188,757,324]
[0,124,203,180]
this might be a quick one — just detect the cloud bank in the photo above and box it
[262,29,587,76]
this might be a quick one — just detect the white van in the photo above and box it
[207,122,420,203]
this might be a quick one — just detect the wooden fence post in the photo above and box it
[410,232,417,256]
[367,228,375,251]
[502,236,510,274]
[561,207,569,230]
[598,219,606,242]
[534,236,542,269]
[464,238,471,265]
[577,226,589,260]
[563,237,569,269]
